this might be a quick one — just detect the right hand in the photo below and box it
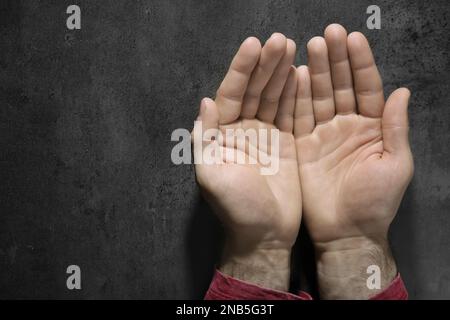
[293,24,413,298]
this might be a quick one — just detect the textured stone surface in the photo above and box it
[0,0,449,299]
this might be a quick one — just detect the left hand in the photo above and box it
[193,34,302,290]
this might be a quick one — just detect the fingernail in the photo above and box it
[200,98,208,114]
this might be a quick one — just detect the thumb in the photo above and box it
[382,88,411,155]
[192,98,220,164]
[198,98,219,132]
[191,98,220,139]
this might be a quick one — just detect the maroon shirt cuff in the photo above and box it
[204,270,312,300]
[204,270,407,300]
[369,273,408,300]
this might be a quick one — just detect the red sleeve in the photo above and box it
[369,273,408,300]
[204,270,312,300]
[204,270,408,300]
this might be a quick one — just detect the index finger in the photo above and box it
[215,37,262,124]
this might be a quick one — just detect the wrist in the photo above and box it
[314,235,397,299]
[219,241,292,291]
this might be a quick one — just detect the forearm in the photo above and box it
[314,236,397,299]
[219,243,292,291]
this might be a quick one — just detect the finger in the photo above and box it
[294,65,315,137]
[382,88,411,155]
[240,33,287,119]
[215,37,262,124]
[257,39,297,123]
[193,98,220,144]
[275,66,297,132]
[192,98,220,165]
[324,24,356,114]
[347,32,384,118]
[307,36,335,124]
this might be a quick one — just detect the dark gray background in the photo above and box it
[1,0,449,299]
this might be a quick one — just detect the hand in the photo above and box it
[294,24,413,298]
[193,34,302,290]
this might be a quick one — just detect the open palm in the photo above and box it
[293,25,413,244]
[194,34,302,251]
